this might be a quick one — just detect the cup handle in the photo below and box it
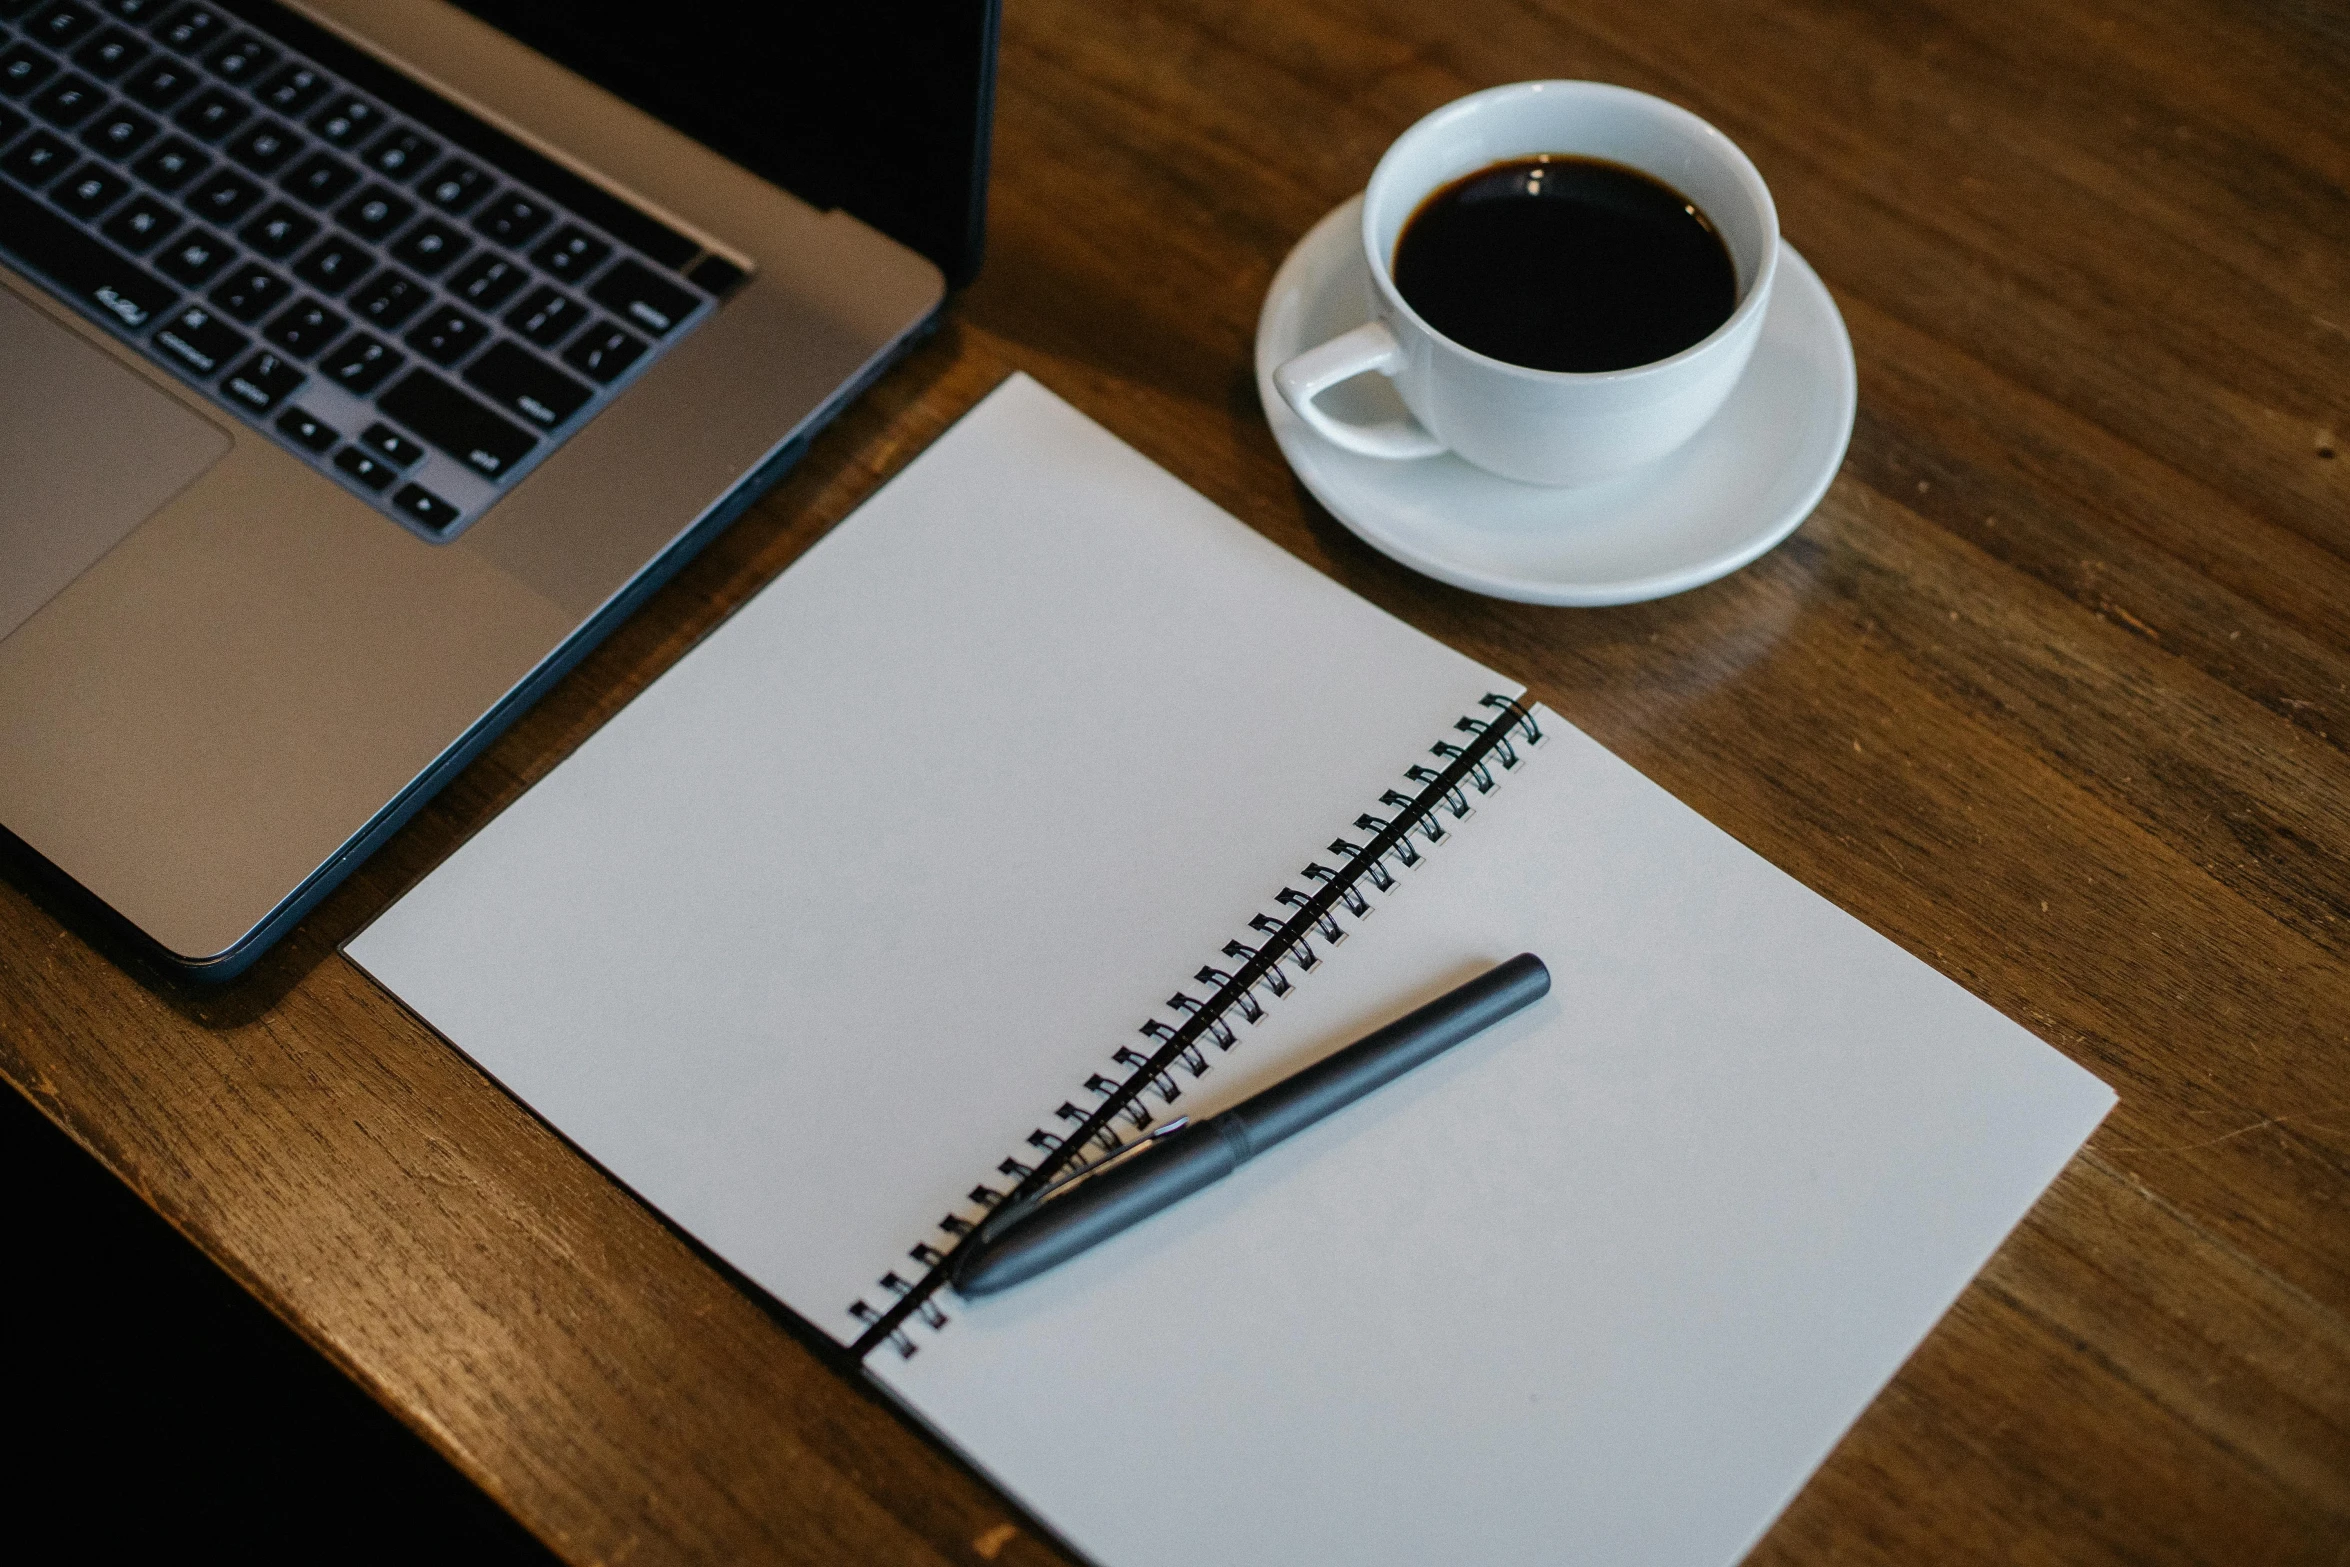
[1272,321,1447,460]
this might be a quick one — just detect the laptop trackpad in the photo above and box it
[0,286,232,643]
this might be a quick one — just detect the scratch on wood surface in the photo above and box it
[2106,1105,2350,1153]
[972,1522,1021,1559]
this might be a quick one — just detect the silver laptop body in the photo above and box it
[0,0,946,975]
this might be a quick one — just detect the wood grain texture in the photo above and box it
[4,0,2345,1561]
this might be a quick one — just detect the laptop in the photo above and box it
[0,0,998,978]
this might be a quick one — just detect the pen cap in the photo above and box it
[1230,953,1550,1155]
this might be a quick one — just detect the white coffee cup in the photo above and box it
[1273,81,1778,488]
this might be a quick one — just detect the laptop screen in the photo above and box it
[448,1,1001,289]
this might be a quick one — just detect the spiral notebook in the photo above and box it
[348,374,2114,1567]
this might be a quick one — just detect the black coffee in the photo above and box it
[1393,156,1737,373]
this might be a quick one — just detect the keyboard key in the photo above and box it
[261,294,343,356]
[471,190,552,248]
[504,284,586,348]
[307,94,380,148]
[72,25,149,79]
[279,148,357,207]
[152,224,228,283]
[152,5,227,56]
[102,0,172,20]
[31,73,106,128]
[388,214,466,275]
[205,259,286,321]
[51,158,128,216]
[172,84,244,141]
[77,102,155,157]
[362,124,434,181]
[183,162,260,221]
[358,422,424,466]
[0,174,175,325]
[201,30,272,84]
[151,299,244,374]
[530,224,609,284]
[0,43,59,99]
[402,302,484,365]
[255,62,326,117]
[347,266,426,328]
[333,181,409,240]
[318,330,402,392]
[28,1,100,48]
[462,339,592,429]
[275,405,337,451]
[15,117,61,165]
[290,232,367,293]
[560,321,645,384]
[332,443,396,491]
[97,186,175,248]
[391,481,458,531]
[587,262,700,339]
[377,368,536,478]
[225,116,300,174]
[220,346,302,412]
[237,199,316,258]
[118,52,195,108]
[416,154,486,212]
[1,126,75,184]
[448,250,527,310]
[126,130,200,187]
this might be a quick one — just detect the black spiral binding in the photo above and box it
[849,693,1545,1359]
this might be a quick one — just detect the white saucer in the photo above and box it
[1255,196,1857,606]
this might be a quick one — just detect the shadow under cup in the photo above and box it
[1360,81,1779,487]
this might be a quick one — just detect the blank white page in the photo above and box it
[877,714,2113,1567]
[347,373,1506,1345]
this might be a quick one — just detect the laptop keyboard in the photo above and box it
[0,0,747,539]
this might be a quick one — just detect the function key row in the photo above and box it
[3,15,482,238]
[9,7,727,317]
[69,1,714,266]
[16,0,719,272]
[3,6,314,111]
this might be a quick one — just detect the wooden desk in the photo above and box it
[6,0,2345,1559]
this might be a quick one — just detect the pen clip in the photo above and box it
[1026,1116,1191,1209]
[963,1118,1194,1265]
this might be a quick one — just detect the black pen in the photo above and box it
[951,952,1551,1297]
